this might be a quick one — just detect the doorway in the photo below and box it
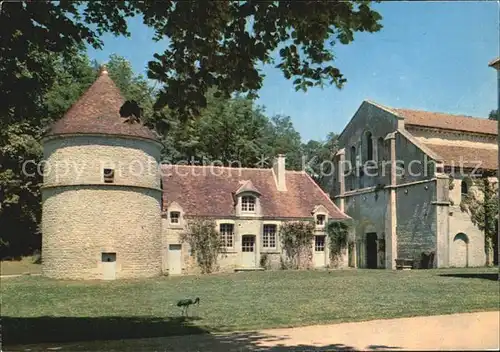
[366,233,378,269]
[168,244,182,275]
[313,235,326,267]
[241,235,256,267]
[101,252,116,280]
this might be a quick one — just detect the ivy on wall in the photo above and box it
[280,221,315,269]
[180,219,225,274]
[460,176,498,266]
[326,221,350,263]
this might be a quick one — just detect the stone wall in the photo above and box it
[43,135,161,188]
[344,190,390,268]
[161,214,337,275]
[396,182,437,267]
[448,206,486,267]
[42,187,162,279]
[338,101,400,192]
[41,135,163,280]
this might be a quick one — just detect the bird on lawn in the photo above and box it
[177,297,200,316]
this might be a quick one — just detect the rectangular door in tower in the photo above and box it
[102,252,116,280]
[241,235,256,268]
[168,244,182,275]
[313,235,326,267]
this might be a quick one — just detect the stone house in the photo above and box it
[332,100,498,269]
[161,161,350,275]
[40,66,350,280]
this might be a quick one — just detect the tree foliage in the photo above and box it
[460,177,498,266]
[488,109,498,121]
[302,132,339,190]
[180,219,225,274]
[1,1,383,121]
[280,221,315,269]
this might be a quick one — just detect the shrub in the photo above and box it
[180,219,224,274]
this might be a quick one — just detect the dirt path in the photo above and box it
[166,311,499,351]
[46,310,499,351]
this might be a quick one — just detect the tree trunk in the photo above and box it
[486,237,494,267]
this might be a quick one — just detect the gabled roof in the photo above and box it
[235,180,261,195]
[45,66,158,141]
[161,165,349,220]
[392,108,496,136]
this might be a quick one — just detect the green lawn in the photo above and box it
[1,268,498,349]
[1,256,41,276]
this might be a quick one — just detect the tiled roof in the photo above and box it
[393,108,497,136]
[423,144,498,170]
[235,180,261,195]
[161,165,349,220]
[46,67,158,141]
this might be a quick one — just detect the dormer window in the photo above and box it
[241,196,256,212]
[170,211,180,224]
[316,214,326,226]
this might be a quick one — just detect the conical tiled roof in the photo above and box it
[46,66,158,141]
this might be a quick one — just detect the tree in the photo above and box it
[0,50,96,259]
[460,177,499,266]
[1,1,383,121]
[488,109,498,121]
[302,132,339,190]
[263,115,303,170]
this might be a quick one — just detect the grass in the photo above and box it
[0,256,41,276]
[1,267,498,350]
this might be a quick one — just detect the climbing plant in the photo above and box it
[460,176,498,266]
[280,221,315,269]
[180,219,225,274]
[326,221,350,263]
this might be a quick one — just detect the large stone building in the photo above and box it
[332,100,498,269]
[41,67,350,280]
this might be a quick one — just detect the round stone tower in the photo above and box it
[41,66,163,280]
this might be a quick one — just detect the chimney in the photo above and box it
[272,154,287,191]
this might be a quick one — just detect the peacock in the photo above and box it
[176,297,200,316]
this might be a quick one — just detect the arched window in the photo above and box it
[365,131,373,162]
[377,137,385,161]
[350,146,356,168]
[461,180,469,195]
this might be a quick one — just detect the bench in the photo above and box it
[395,258,414,270]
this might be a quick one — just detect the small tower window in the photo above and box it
[170,211,180,224]
[241,196,256,212]
[103,168,114,183]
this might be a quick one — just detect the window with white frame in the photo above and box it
[241,196,256,212]
[170,211,180,224]
[316,214,326,226]
[262,224,277,249]
[219,223,234,248]
[315,236,325,252]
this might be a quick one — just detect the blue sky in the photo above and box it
[87,1,499,142]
